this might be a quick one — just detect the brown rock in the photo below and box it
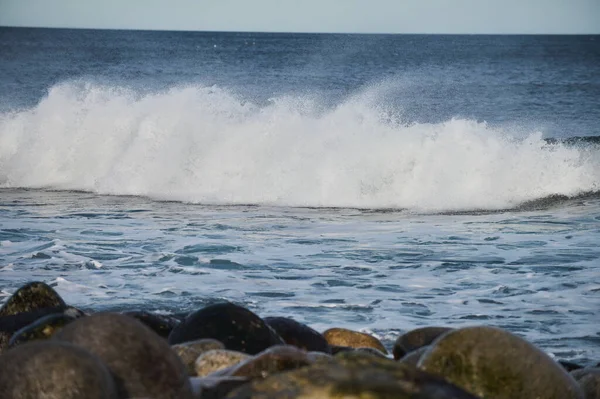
[323,327,388,355]
[393,326,452,359]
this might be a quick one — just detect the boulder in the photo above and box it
[168,302,284,354]
[0,341,117,398]
[8,313,78,348]
[53,312,193,399]
[221,345,312,379]
[418,326,583,399]
[571,368,600,399]
[171,338,225,375]
[264,316,330,353]
[195,349,250,377]
[123,310,181,339]
[0,282,66,316]
[393,327,452,359]
[323,327,388,355]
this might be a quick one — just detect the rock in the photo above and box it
[190,376,249,399]
[168,302,284,354]
[172,338,225,375]
[195,349,251,377]
[418,326,584,399]
[560,360,585,372]
[123,310,181,339]
[8,313,78,348]
[0,341,117,398]
[323,327,388,355]
[226,351,479,399]
[0,281,66,316]
[53,312,193,399]
[393,326,452,359]
[222,345,312,379]
[329,344,355,355]
[264,316,330,353]
[398,345,429,367]
[571,368,600,399]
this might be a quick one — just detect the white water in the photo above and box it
[1,82,598,211]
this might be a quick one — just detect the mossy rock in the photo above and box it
[0,282,66,316]
[195,349,251,377]
[418,326,584,399]
[323,327,388,355]
[8,313,77,348]
[53,312,193,399]
[571,367,600,399]
[264,316,330,353]
[393,327,452,359]
[172,338,225,375]
[224,345,312,379]
[168,302,284,354]
[123,310,181,339]
[0,341,117,398]
[226,351,478,399]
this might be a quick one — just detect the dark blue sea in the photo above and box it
[0,28,599,365]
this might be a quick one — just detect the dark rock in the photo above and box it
[54,312,193,399]
[8,313,77,348]
[123,310,181,339]
[571,368,600,399]
[190,376,249,399]
[222,345,312,379]
[226,351,479,399]
[195,349,250,377]
[330,345,388,358]
[168,302,284,354]
[264,316,330,353]
[0,341,117,398]
[418,326,583,399]
[172,338,225,375]
[393,326,452,360]
[560,360,585,372]
[398,345,429,367]
[330,344,355,355]
[0,282,66,317]
[323,327,388,355]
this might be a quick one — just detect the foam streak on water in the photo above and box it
[1,82,599,212]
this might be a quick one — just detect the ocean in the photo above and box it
[0,28,598,365]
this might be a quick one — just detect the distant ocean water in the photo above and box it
[0,28,599,364]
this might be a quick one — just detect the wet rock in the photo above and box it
[8,313,78,348]
[418,326,584,399]
[398,345,429,367]
[222,345,312,379]
[54,312,193,399]
[226,351,479,399]
[0,341,117,398]
[323,327,388,355]
[561,360,585,372]
[393,326,452,360]
[330,344,354,355]
[190,376,249,399]
[0,281,66,316]
[195,349,250,377]
[172,338,225,375]
[168,302,284,354]
[571,368,600,399]
[123,310,181,339]
[264,316,330,353]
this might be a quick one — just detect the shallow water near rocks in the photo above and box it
[1,188,598,365]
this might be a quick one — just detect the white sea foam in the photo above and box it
[0,82,598,211]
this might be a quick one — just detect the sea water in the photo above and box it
[0,28,599,365]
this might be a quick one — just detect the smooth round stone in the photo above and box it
[398,345,429,367]
[418,326,584,399]
[224,345,312,379]
[0,282,66,316]
[323,327,388,355]
[195,349,250,377]
[571,368,600,399]
[172,338,225,375]
[123,310,181,339]
[8,313,77,348]
[264,316,330,353]
[168,302,284,354]
[0,341,117,399]
[226,351,479,399]
[53,312,193,399]
[393,326,452,359]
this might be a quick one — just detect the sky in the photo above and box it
[0,0,598,34]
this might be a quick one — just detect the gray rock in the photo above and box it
[571,367,600,399]
[393,326,452,359]
[54,312,193,399]
[0,341,117,399]
[172,338,225,375]
[418,326,584,399]
[8,313,77,348]
[222,345,312,379]
[398,345,429,367]
[195,349,250,377]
